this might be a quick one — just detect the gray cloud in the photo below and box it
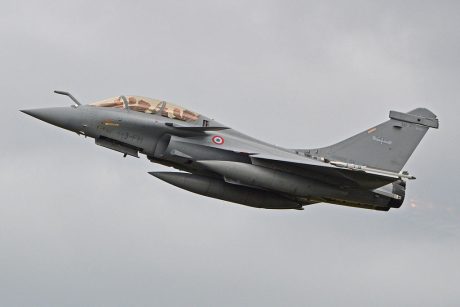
[1,0,459,306]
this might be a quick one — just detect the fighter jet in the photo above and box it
[21,91,439,211]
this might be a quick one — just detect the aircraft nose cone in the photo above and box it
[21,107,82,132]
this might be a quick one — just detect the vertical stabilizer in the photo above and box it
[304,108,439,172]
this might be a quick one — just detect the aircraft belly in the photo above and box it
[150,172,301,210]
[197,161,347,199]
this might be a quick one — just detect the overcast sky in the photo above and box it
[1,0,459,306]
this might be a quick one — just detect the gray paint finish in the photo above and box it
[1,1,459,306]
[21,100,437,211]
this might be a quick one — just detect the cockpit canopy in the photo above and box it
[89,96,200,123]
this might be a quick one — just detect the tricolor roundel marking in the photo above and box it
[211,135,224,145]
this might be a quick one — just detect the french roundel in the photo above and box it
[211,135,224,145]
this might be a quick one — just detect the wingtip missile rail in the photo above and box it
[328,161,416,180]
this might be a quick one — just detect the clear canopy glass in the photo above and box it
[89,96,200,122]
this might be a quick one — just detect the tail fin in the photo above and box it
[306,108,439,172]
